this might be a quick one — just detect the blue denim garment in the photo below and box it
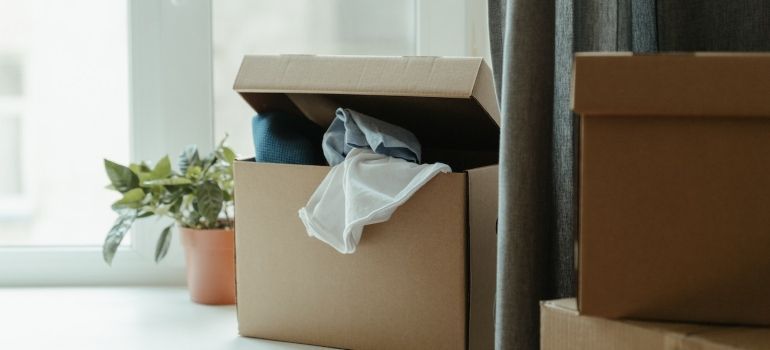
[322,108,421,166]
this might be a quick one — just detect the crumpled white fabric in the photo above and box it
[298,148,451,254]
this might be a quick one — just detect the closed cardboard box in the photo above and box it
[541,299,770,350]
[232,55,500,349]
[573,53,770,325]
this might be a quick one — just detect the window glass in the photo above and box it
[0,115,22,196]
[0,0,129,246]
[0,55,22,96]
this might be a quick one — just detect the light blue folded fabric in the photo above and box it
[252,111,325,165]
[322,108,421,166]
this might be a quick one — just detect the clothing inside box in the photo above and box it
[241,92,500,171]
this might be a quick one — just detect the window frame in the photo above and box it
[0,0,477,286]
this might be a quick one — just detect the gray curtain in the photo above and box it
[488,1,770,349]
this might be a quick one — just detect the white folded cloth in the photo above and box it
[298,148,451,254]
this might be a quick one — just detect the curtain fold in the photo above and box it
[489,0,555,349]
[489,0,769,349]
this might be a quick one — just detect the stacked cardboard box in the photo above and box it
[541,53,770,349]
[541,299,770,350]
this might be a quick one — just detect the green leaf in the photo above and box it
[111,201,141,211]
[102,211,137,265]
[111,189,145,210]
[217,146,236,164]
[129,165,149,183]
[104,159,139,193]
[186,165,202,178]
[130,163,151,173]
[196,180,223,225]
[179,145,199,175]
[169,197,182,214]
[160,188,184,204]
[181,193,193,206]
[121,188,144,202]
[197,156,215,178]
[137,211,154,219]
[153,205,170,216]
[155,224,174,263]
[149,156,172,180]
[142,177,193,187]
[111,188,145,210]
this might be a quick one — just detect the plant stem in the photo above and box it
[224,204,231,228]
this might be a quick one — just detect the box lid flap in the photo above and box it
[234,55,500,167]
[572,53,770,117]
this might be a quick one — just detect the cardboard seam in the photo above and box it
[543,300,580,315]
[576,114,585,312]
[235,88,472,99]
[676,329,747,350]
[469,60,501,125]
[232,56,248,91]
[466,59,484,99]
[464,172,471,350]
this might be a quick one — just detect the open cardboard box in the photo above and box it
[573,53,770,326]
[232,55,501,349]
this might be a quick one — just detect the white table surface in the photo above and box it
[0,287,330,350]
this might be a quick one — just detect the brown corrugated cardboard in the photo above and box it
[574,53,770,325]
[235,163,467,349]
[234,55,500,171]
[572,53,770,116]
[467,165,499,350]
[540,299,770,350]
[233,55,500,349]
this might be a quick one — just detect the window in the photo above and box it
[1,0,479,286]
[0,0,196,286]
[0,1,130,246]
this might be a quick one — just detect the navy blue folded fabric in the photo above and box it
[251,111,325,165]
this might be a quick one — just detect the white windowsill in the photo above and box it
[0,287,329,350]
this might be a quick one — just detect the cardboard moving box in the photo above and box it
[541,299,770,350]
[573,53,770,325]
[233,55,500,350]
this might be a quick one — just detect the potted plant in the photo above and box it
[102,138,237,305]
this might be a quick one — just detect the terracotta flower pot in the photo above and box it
[179,226,236,305]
